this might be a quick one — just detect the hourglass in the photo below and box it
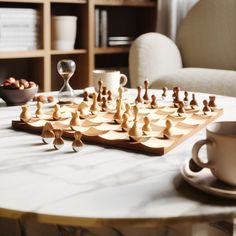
[57,59,76,104]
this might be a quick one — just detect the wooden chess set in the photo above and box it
[12,80,223,155]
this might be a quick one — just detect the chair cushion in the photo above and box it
[151,68,236,97]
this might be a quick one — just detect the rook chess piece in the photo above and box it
[142,116,152,135]
[20,104,31,122]
[135,86,143,103]
[41,122,54,144]
[163,119,173,139]
[143,80,150,101]
[72,131,84,152]
[53,129,64,150]
[35,101,44,117]
[52,104,61,120]
[150,94,157,108]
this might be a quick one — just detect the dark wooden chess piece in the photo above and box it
[102,86,107,95]
[83,91,89,102]
[143,80,149,101]
[101,97,108,111]
[107,90,112,101]
[209,96,216,107]
[173,88,180,104]
[150,94,157,108]
[97,80,103,102]
[202,99,211,114]
[190,93,198,108]
[177,101,185,114]
[135,86,143,103]
[162,87,167,99]
[184,91,188,103]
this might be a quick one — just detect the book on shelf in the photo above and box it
[100,10,107,48]
[94,8,100,47]
[108,36,133,47]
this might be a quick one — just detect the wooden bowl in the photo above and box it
[0,86,38,106]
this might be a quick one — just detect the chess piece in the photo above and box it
[107,90,113,101]
[128,105,142,141]
[142,116,152,135]
[173,88,180,104]
[35,101,43,117]
[172,87,177,98]
[163,119,173,139]
[83,91,89,102]
[121,113,130,131]
[101,96,108,111]
[20,104,31,122]
[72,131,84,152]
[183,91,189,106]
[124,103,132,117]
[177,101,185,114]
[52,104,61,120]
[90,92,100,114]
[143,80,149,101]
[190,93,198,108]
[78,101,89,118]
[113,98,123,123]
[118,86,125,110]
[53,129,64,150]
[97,80,103,102]
[209,96,216,107]
[70,111,81,128]
[150,94,157,108]
[41,122,54,144]
[202,99,211,114]
[135,86,143,103]
[102,86,107,95]
[162,87,167,100]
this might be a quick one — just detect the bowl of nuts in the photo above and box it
[0,77,38,106]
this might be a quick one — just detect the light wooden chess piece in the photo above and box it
[163,119,173,139]
[20,104,31,122]
[121,113,130,131]
[53,129,64,150]
[70,111,81,129]
[128,105,142,141]
[41,122,54,144]
[35,101,44,117]
[142,116,152,135]
[124,103,132,118]
[118,86,125,110]
[72,131,84,152]
[90,92,100,114]
[113,98,123,123]
[52,104,61,120]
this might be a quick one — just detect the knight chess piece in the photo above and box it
[72,131,84,152]
[101,96,108,111]
[53,129,64,150]
[177,101,185,114]
[41,122,54,144]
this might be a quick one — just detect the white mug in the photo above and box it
[93,70,128,95]
[192,121,236,186]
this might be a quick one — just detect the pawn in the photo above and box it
[102,86,107,95]
[163,119,173,139]
[20,104,31,122]
[209,96,216,107]
[35,101,44,117]
[177,101,185,114]
[83,91,89,102]
[53,129,64,150]
[90,92,100,114]
[150,94,157,108]
[52,104,61,120]
[97,80,103,102]
[142,116,152,135]
[135,86,143,103]
[162,87,167,100]
[72,131,84,152]
[183,91,189,106]
[101,96,108,111]
[113,98,123,123]
[124,103,132,117]
[143,80,149,101]
[202,99,211,114]
[107,90,113,101]
[70,111,81,128]
[41,122,54,144]
[118,86,125,110]
[190,93,198,108]
[121,113,130,131]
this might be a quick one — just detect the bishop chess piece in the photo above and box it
[113,98,123,123]
[53,129,64,150]
[41,122,54,144]
[72,131,84,152]
[128,105,142,141]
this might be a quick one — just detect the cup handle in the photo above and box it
[120,74,128,87]
[192,139,215,169]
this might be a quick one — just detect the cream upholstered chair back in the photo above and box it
[177,0,236,70]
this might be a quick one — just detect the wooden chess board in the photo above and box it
[12,92,223,156]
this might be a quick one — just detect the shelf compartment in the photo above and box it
[0,0,44,3]
[0,50,45,59]
[95,0,156,7]
[50,49,87,55]
[50,0,86,3]
[95,47,129,54]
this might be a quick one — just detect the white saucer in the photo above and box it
[180,159,236,199]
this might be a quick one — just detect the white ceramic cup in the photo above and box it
[93,70,128,94]
[51,16,77,50]
[192,121,236,186]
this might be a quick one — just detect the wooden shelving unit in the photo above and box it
[0,0,157,92]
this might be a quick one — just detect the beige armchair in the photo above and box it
[129,0,236,96]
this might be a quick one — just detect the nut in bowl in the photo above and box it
[0,77,38,106]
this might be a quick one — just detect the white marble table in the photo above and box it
[0,89,236,235]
